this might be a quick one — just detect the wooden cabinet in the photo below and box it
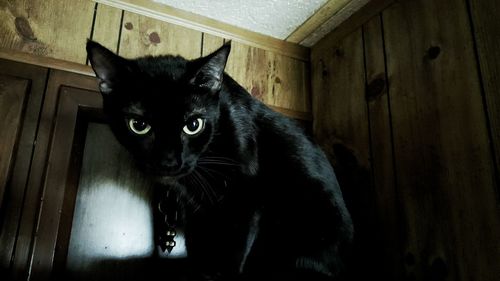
[0,60,172,281]
[0,60,48,280]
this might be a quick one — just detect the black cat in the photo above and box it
[86,40,353,281]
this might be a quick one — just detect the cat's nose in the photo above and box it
[157,151,182,171]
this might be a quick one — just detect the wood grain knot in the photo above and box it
[366,77,386,101]
[426,46,441,60]
[319,60,328,77]
[251,85,262,99]
[124,22,133,30]
[274,77,281,84]
[334,48,344,57]
[15,17,37,41]
[149,32,161,44]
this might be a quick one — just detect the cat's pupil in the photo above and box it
[187,119,199,131]
[133,120,147,130]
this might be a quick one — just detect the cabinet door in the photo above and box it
[0,60,48,278]
[26,70,172,281]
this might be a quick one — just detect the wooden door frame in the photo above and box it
[24,70,101,281]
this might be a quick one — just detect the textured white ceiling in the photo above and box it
[153,0,329,40]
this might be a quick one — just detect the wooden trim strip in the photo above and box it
[93,0,310,62]
[286,0,351,44]
[300,0,372,47]
[311,0,394,58]
[0,48,95,77]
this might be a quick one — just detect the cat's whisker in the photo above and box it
[198,159,241,167]
[188,172,208,202]
[184,174,204,204]
[196,166,218,181]
[192,170,217,204]
[202,156,239,163]
[197,165,230,185]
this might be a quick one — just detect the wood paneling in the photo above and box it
[311,0,500,280]
[0,60,48,281]
[0,75,28,206]
[311,30,369,168]
[23,71,99,281]
[92,3,123,54]
[264,52,310,113]
[119,11,202,59]
[382,0,500,280]
[225,42,267,102]
[0,1,312,116]
[0,0,95,63]
[202,33,224,56]
[94,0,310,61]
[0,74,29,271]
[226,41,310,113]
[468,0,500,193]
[362,15,402,280]
[311,26,382,280]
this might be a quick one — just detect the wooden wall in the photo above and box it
[311,0,500,280]
[0,0,310,115]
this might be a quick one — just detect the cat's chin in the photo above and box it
[154,175,178,185]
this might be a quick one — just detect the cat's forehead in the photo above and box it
[125,91,207,119]
[135,55,189,79]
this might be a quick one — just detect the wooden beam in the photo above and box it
[311,0,394,56]
[93,0,310,62]
[286,0,352,44]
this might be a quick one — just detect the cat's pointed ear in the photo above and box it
[190,41,231,93]
[86,40,130,95]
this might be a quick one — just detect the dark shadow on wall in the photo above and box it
[329,143,390,281]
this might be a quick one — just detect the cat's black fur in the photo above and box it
[86,40,353,281]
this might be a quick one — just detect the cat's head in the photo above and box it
[86,40,231,180]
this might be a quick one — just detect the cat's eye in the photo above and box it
[183,118,205,136]
[128,118,151,135]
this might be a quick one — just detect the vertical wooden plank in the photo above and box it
[362,15,402,280]
[468,0,500,193]
[0,74,28,275]
[311,30,369,169]
[0,0,95,63]
[0,61,48,281]
[311,28,381,279]
[226,41,310,113]
[382,0,500,280]
[264,52,311,113]
[92,3,123,53]
[119,11,202,59]
[201,33,224,56]
[225,41,268,103]
[0,75,29,219]
[10,71,97,281]
[28,76,101,281]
